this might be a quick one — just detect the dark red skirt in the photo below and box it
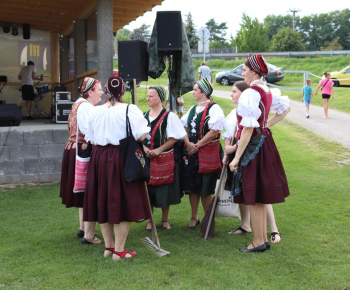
[83,144,151,224]
[59,142,85,208]
[234,134,290,205]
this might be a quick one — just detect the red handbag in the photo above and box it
[148,110,175,186]
[197,102,222,174]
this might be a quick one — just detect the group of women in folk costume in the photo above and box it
[60,54,291,258]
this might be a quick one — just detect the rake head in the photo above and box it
[141,237,170,257]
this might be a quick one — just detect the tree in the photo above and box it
[184,12,198,49]
[231,14,269,53]
[205,18,228,43]
[270,27,306,51]
[321,37,343,51]
[264,15,296,40]
[130,24,151,42]
[117,28,131,41]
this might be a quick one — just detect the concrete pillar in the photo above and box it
[74,19,87,98]
[60,36,69,82]
[97,0,113,103]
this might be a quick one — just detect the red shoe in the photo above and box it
[104,247,115,258]
[112,250,136,260]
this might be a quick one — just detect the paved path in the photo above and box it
[212,89,350,150]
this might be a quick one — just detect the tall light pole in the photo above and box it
[288,8,301,30]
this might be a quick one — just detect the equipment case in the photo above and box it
[56,101,73,123]
[56,91,71,102]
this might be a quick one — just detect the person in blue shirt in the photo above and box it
[301,79,314,118]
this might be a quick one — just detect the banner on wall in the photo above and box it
[18,42,51,70]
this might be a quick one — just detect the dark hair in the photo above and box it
[323,71,330,77]
[234,81,249,92]
[244,59,254,72]
[27,61,34,66]
[201,62,205,66]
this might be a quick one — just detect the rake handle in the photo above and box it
[144,181,161,248]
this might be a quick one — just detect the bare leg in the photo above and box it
[145,206,154,230]
[78,208,84,231]
[201,195,212,213]
[161,206,170,228]
[266,204,281,243]
[100,223,114,257]
[306,106,309,115]
[25,100,32,116]
[247,203,266,249]
[83,221,97,240]
[113,222,134,259]
[323,99,329,118]
[189,193,200,226]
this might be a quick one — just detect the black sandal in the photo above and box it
[271,232,281,243]
[187,218,200,229]
[228,226,251,235]
[145,221,152,232]
[162,220,171,230]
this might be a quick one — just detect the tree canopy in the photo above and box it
[184,12,198,49]
[205,18,228,43]
[269,27,306,52]
[130,24,151,42]
[231,14,269,53]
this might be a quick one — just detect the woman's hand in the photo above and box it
[229,157,240,172]
[222,155,228,165]
[186,142,198,156]
[148,148,162,158]
[224,145,236,155]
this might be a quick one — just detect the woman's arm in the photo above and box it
[195,129,220,149]
[223,138,237,164]
[148,137,177,158]
[331,86,335,99]
[229,127,254,172]
[266,107,290,128]
[315,83,322,95]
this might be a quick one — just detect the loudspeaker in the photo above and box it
[156,11,182,51]
[118,40,148,81]
[0,104,22,127]
[23,23,30,40]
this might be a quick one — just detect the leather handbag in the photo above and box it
[120,105,150,183]
[197,102,222,174]
[73,119,90,193]
[148,110,175,186]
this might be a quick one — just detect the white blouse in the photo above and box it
[77,100,94,136]
[181,103,225,132]
[222,108,238,140]
[85,103,150,146]
[145,111,187,145]
[237,85,290,128]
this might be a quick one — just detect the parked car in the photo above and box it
[215,63,284,86]
[330,65,350,86]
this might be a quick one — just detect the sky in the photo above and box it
[123,0,349,39]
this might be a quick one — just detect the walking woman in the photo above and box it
[60,77,103,244]
[143,86,186,231]
[229,55,290,252]
[181,78,225,229]
[84,76,151,260]
[315,72,335,119]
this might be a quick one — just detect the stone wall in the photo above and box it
[0,123,67,184]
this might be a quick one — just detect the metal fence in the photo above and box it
[191,50,350,60]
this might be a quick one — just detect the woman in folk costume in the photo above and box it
[83,76,151,260]
[229,55,290,252]
[59,77,104,244]
[181,78,225,229]
[143,86,186,231]
[223,81,283,245]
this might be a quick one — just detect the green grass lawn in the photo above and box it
[1,96,350,289]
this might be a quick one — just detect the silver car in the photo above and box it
[215,63,284,85]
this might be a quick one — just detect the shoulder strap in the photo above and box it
[198,102,213,140]
[322,79,329,88]
[125,104,132,137]
[150,110,170,150]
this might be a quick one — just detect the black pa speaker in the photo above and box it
[156,11,182,51]
[23,23,30,40]
[0,104,22,127]
[118,40,148,81]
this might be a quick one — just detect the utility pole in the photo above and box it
[288,8,301,30]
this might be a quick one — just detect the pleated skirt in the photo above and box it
[83,144,151,224]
